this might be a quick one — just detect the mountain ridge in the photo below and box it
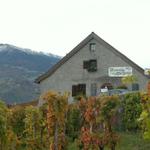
[0,44,61,104]
[0,43,61,58]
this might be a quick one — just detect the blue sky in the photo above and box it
[0,0,149,68]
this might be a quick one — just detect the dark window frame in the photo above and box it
[72,84,86,97]
[83,59,97,72]
[88,59,97,72]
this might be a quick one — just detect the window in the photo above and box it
[83,59,97,72]
[88,60,97,72]
[90,43,96,52]
[72,84,86,97]
[132,83,139,91]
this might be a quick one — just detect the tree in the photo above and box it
[66,104,81,141]
[0,101,8,150]
[24,105,45,150]
[99,96,119,150]
[9,106,25,137]
[78,96,119,150]
[121,92,142,132]
[42,91,69,150]
[122,75,137,85]
[138,93,150,140]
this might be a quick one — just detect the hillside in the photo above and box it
[0,44,60,104]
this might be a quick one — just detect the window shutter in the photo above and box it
[72,85,77,96]
[83,61,89,69]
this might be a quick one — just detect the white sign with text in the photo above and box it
[108,67,132,77]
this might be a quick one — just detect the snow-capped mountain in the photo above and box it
[0,44,61,58]
[0,44,61,104]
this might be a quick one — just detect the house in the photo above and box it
[35,32,149,104]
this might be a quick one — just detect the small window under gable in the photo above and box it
[89,43,96,52]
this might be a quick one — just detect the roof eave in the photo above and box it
[35,32,95,83]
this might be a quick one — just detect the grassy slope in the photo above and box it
[68,132,150,150]
[116,132,150,150]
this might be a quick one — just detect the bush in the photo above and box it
[121,92,142,132]
[116,85,128,89]
[138,93,150,140]
[9,106,25,137]
[0,101,8,149]
[66,105,81,141]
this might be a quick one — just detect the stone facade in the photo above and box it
[36,32,149,104]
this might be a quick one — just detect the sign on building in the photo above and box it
[108,67,132,77]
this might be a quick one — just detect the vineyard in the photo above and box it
[0,87,150,150]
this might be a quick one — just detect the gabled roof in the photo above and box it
[35,32,149,83]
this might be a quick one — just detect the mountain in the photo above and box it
[0,44,61,104]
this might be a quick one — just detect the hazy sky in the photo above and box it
[0,0,149,68]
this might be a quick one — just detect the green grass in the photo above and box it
[115,132,150,150]
[67,132,150,150]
